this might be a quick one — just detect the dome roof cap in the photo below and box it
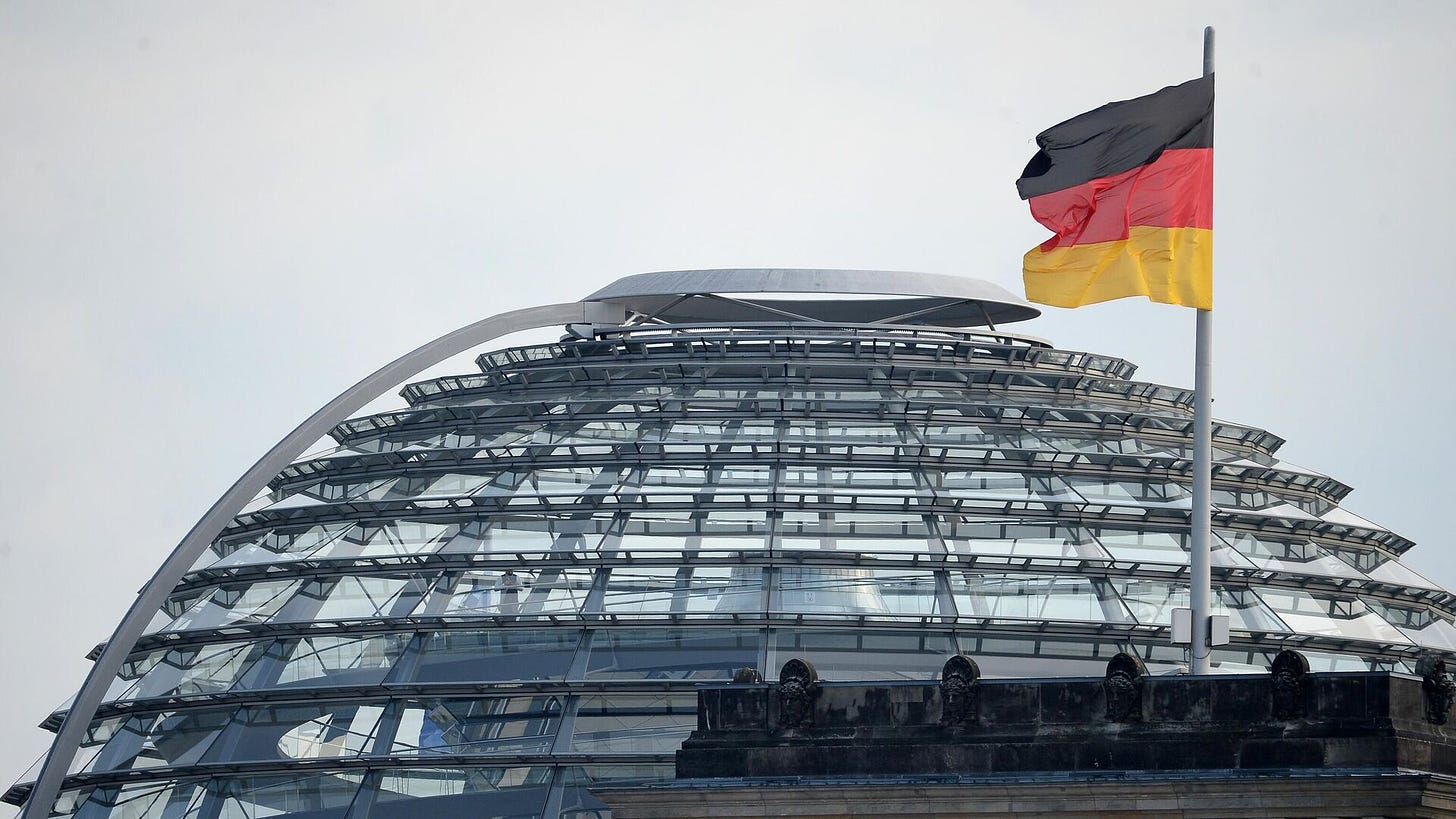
[584,268,1041,327]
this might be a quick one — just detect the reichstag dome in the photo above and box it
[10,269,1454,818]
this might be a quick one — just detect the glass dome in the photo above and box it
[10,271,1454,818]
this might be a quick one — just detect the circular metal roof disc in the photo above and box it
[584,268,1041,327]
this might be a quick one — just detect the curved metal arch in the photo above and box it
[19,300,622,818]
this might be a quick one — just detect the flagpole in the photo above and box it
[1189,25,1215,674]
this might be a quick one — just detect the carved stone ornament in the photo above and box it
[1270,648,1310,721]
[1418,655,1456,725]
[939,654,981,728]
[1102,652,1147,722]
[731,667,763,684]
[777,658,821,730]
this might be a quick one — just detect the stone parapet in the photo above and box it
[597,653,1456,817]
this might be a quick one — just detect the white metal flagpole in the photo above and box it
[1189,25,1216,674]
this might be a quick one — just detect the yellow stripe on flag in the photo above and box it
[1022,226,1213,310]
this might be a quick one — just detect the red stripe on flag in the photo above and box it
[1027,148,1212,250]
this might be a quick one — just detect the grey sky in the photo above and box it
[2,1,1453,807]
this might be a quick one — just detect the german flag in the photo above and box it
[1016,75,1213,310]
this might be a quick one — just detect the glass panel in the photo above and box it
[267,633,414,689]
[204,523,354,569]
[777,511,935,554]
[1217,530,1364,579]
[780,466,921,501]
[1063,477,1190,507]
[213,772,365,819]
[941,519,1109,561]
[113,640,268,701]
[614,509,769,554]
[442,516,610,557]
[557,766,676,818]
[600,566,762,615]
[933,470,1081,502]
[1326,544,1442,589]
[294,574,434,621]
[1111,580,1290,632]
[786,420,912,445]
[214,703,386,762]
[1254,589,1411,643]
[1033,430,1188,458]
[311,521,461,559]
[81,707,234,772]
[570,693,696,754]
[1214,488,1318,520]
[583,628,760,680]
[950,573,1131,624]
[1362,598,1456,651]
[956,633,1133,678]
[70,780,206,819]
[1096,527,1253,568]
[776,568,941,616]
[163,580,303,632]
[632,465,773,498]
[491,467,612,503]
[918,423,1047,450]
[48,786,93,818]
[368,767,551,819]
[769,629,959,680]
[390,696,563,756]
[438,568,594,617]
[412,629,580,683]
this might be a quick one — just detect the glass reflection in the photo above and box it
[390,697,562,757]
[413,629,580,683]
[601,566,762,615]
[1256,589,1411,643]
[951,573,1130,624]
[770,629,958,680]
[1112,580,1289,633]
[267,634,413,689]
[163,580,302,633]
[438,568,593,618]
[70,780,206,819]
[369,767,550,819]
[583,628,759,680]
[570,694,695,754]
[212,772,365,819]
[776,568,941,616]
[113,641,266,702]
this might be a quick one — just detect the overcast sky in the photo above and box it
[2,1,1453,808]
